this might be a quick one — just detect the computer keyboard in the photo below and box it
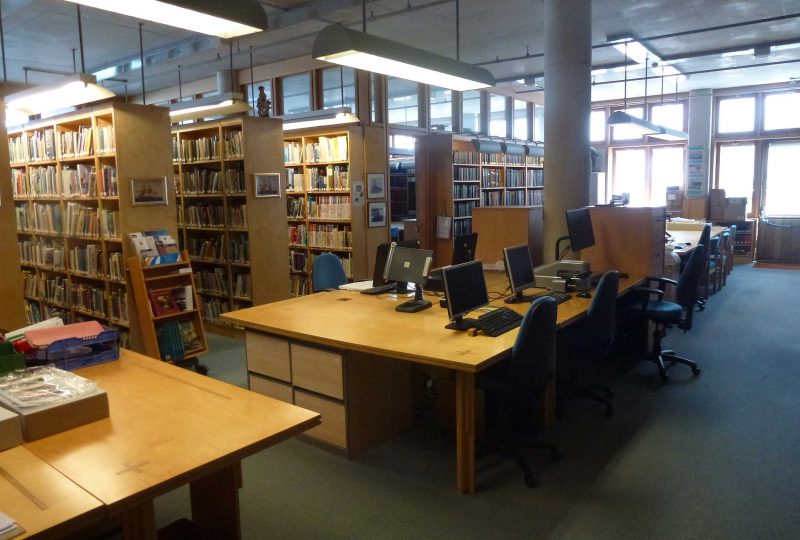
[359,283,396,295]
[544,292,572,304]
[473,307,524,337]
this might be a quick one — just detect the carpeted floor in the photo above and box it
[753,261,800,270]
[153,262,800,539]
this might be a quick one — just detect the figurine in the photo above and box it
[256,86,271,117]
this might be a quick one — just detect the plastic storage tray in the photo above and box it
[26,327,120,371]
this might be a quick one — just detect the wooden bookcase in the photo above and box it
[7,103,177,351]
[172,117,289,328]
[127,251,208,364]
[283,125,388,296]
[0,110,26,332]
[429,133,545,266]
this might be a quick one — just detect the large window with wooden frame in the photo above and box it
[430,86,453,131]
[489,94,507,137]
[513,99,528,140]
[321,66,356,112]
[462,90,481,134]
[280,73,311,115]
[387,77,419,127]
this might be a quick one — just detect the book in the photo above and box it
[148,288,180,316]
[129,230,181,265]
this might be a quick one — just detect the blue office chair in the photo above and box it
[627,244,705,382]
[311,253,348,292]
[695,223,712,310]
[477,296,561,488]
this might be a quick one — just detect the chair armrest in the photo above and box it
[633,286,665,301]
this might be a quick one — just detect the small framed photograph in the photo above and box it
[367,172,385,199]
[131,177,168,206]
[368,202,386,228]
[254,172,281,198]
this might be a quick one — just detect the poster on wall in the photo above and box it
[686,145,706,198]
[352,181,365,206]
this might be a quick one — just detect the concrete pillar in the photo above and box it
[685,89,713,218]
[543,0,592,261]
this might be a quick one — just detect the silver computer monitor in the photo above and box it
[384,245,433,313]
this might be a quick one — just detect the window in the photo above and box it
[462,90,481,134]
[244,80,272,116]
[611,107,645,141]
[534,104,544,141]
[611,145,685,206]
[430,86,453,131]
[612,148,647,205]
[489,94,507,137]
[718,96,755,134]
[387,77,419,127]
[651,103,684,131]
[281,73,311,115]
[718,143,755,214]
[370,73,380,123]
[651,146,685,206]
[590,110,606,142]
[513,100,528,140]
[321,67,356,111]
[764,92,800,131]
[763,141,800,216]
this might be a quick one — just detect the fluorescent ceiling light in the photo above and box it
[281,107,359,131]
[169,92,251,123]
[648,125,688,141]
[5,72,116,120]
[611,36,687,81]
[313,24,495,92]
[607,110,660,135]
[64,0,268,39]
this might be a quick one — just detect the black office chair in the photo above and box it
[566,270,620,417]
[311,252,348,292]
[477,296,561,488]
[695,223,712,310]
[627,244,705,382]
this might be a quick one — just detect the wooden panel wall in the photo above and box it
[472,207,543,268]
[756,217,800,262]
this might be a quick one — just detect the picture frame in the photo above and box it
[367,172,385,199]
[368,202,387,228]
[131,177,168,206]
[254,172,281,198]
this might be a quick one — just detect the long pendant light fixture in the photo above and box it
[648,66,688,141]
[313,24,495,92]
[63,0,268,39]
[607,40,659,136]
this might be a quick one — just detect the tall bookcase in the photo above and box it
[8,102,177,352]
[283,125,388,296]
[429,133,545,266]
[173,116,289,328]
[0,109,26,331]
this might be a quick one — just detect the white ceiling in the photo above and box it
[2,0,800,104]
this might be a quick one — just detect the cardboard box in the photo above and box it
[709,196,746,222]
[666,187,684,213]
[0,407,23,450]
[0,388,109,442]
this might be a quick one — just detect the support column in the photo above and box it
[686,89,713,219]
[543,0,592,262]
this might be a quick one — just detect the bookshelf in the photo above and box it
[283,125,388,296]
[173,117,289,327]
[7,103,178,351]
[127,250,208,364]
[429,133,545,266]
[0,111,26,331]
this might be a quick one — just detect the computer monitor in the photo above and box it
[384,245,433,312]
[503,244,538,304]
[442,260,489,330]
[451,233,478,265]
[373,240,421,288]
[565,207,596,252]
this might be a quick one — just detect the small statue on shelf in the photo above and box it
[256,86,271,117]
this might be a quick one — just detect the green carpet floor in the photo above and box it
[154,263,800,539]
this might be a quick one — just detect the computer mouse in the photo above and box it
[576,292,592,299]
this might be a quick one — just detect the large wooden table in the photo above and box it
[222,271,642,494]
[20,350,320,539]
[667,225,727,256]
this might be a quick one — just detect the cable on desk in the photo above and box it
[488,285,511,301]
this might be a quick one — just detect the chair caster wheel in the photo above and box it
[692,366,701,375]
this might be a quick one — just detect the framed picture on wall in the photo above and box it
[367,173,385,199]
[131,177,168,206]
[254,173,281,198]
[368,202,387,228]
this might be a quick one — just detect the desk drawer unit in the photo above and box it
[249,373,294,402]
[291,343,344,399]
[246,332,291,382]
[293,390,347,448]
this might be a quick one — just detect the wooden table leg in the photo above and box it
[121,500,156,540]
[455,371,476,494]
[190,462,242,539]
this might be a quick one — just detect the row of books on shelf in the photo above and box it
[482,169,502,187]
[129,230,180,266]
[198,296,229,323]
[177,168,245,195]
[156,320,201,361]
[228,204,248,228]
[10,126,115,162]
[307,195,351,220]
[24,301,130,337]
[182,204,226,228]
[286,166,350,192]
[454,183,479,199]
[9,129,55,162]
[12,165,118,198]
[187,235,249,263]
[59,126,93,158]
[305,135,348,163]
[196,268,229,296]
[21,273,128,321]
[454,219,472,236]
[19,240,125,280]
[451,149,543,167]
[179,136,219,162]
[527,168,544,186]
[455,200,478,217]
[290,274,310,296]
[453,166,480,181]
[223,131,244,159]
[478,190,544,207]
[147,284,194,317]
[61,165,96,197]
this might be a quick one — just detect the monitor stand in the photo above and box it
[396,284,432,313]
[445,315,474,331]
[504,291,536,304]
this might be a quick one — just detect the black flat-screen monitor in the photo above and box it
[503,244,538,303]
[373,240,421,287]
[384,245,433,312]
[442,260,489,330]
[565,207,596,252]
[451,233,478,265]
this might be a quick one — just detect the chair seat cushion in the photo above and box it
[645,300,683,323]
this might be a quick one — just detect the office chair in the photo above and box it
[627,244,705,382]
[311,252,348,292]
[565,270,620,417]
[704,235,721,296]
[695,223,711,310]
[725,224,737,279]
[477,296,561,488]
[452,232,478,265]
[719,231,730,288]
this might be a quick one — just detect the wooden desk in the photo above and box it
[24,350,320,540]
[222,273,642,494]
[667,226,727,256]
[0,446,103,539]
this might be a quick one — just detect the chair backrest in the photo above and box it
[728,224,737,254]
[312,253,348,291]
[510,296,558,395]
[452,233,478,265]
[709,235,720,256]
[584,270,620,352]
[698,223,711,250]
[676,243,706,329]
